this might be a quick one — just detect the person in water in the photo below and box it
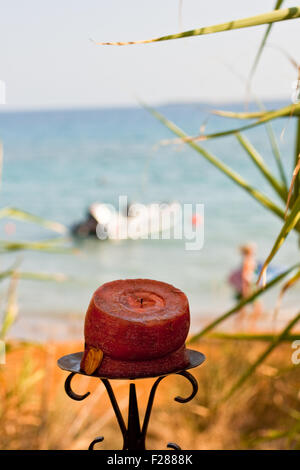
[229,243,262,331]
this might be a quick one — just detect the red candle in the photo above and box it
[81,279,190,378]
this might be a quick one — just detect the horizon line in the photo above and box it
[0,96,290,114]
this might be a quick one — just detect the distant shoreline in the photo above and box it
[0,98,289,115]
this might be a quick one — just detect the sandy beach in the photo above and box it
[1,335,299,450]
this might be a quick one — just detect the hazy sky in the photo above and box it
[0,0,299,109]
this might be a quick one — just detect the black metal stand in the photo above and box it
[58,349,205,450]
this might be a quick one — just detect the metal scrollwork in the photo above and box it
[65,372,90,401]
[60,350,205,450]
[167,442,182,450]
[88,436,104,450]
[174,371,198,403]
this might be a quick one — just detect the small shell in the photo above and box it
[80,347,103,375]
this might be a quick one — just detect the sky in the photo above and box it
[0,0,299,109]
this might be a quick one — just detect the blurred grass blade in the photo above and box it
[213,103,300,120]
[145,104,288,223]
[188,263,300,343]
[273,269,300,327]
[0,239,72,253]
[223,311,300,401]
[0,269,69,283]
[209,332,299,342]
[293,118,300,204]
[0,269,14,282]
[265,121,288,189]
[0,272,19,340]
[0,207,67,234]
[0,143,3,190]
[249,94,288,189]
[0,258,22,282]
[96,6,300,46]
[236,132,287,201]
[213,110,266,119]
[258,193,300,284]
[248,0,285,82]
[15,271,69,282]
[279,268,300,298]
[190,103,300,142]
[285,153,300,217]
[220,63,288,188]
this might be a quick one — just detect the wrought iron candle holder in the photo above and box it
[58,349,205,450]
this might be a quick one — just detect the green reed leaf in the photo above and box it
[213,103,300,121]
[265,120,288,189]
[293,118,300,204]
[0,269,69,283]
[188,103,300,142]
[248,0,285,82]
[0,273,19,340]
[219,63,288,188]
[209,332,299,342]
[236,132,287,201]
[0,239,72,253]
[273,269,300,326]
[188,263,300,343]
[223,311,300,400]
[96,6,300,46]
[258,193,300,284]
[0,207,67,234]
[145,104,288,224]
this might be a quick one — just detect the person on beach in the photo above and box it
[228,243,262,331]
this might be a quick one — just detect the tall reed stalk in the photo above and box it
[98,3,300,395]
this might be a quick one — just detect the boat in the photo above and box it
[71,201,182,240]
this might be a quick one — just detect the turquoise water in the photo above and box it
[0,103,298,331]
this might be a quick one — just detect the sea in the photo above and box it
[0,101,298,340]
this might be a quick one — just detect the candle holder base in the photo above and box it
[58,349,205,450]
